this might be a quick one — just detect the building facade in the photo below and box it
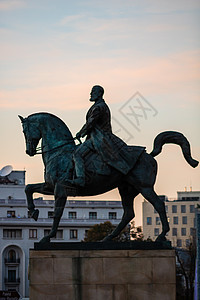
[0,170,123,298]
[143,191,200,247]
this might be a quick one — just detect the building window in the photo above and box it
[181,228,186,236]
[70,229,78,239]
[8,250,16,262]
[89,212,97,219]
[44,229,63,239]
[190,205,195,213]
[109,212,117,219]
[68,211,77,219]
[172,205,177,213]
[165,205,168,213]
[56,230,63,239]
[181,205,186,213]
[155,217,161,225]
[85,230,88,238]
[3,229,22,239]
[154,228,159,236]
[173,216,178,225]
[182,216,187,224]
[172,228,177,236]
[185,239,190,247]
[177,239,182,247]
[147,217,152,225]
[7,211,16,218]
[8,270,16,283]
[48,211,54,218]
[29,229,37,239]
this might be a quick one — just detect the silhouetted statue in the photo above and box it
[19,86,199,244]
[66,85,144,187]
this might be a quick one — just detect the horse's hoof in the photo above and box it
[31,209,39,221]
[39,236,50,244]
[155,235,167,242]
[101,235,113,242]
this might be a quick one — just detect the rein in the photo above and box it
[35,137,81,155]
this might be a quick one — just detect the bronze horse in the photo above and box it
[19,113,198,244]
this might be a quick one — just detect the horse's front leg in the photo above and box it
[25,183,53,220]
[39,182,67,244]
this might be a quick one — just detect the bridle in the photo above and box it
[24,118,82,155]
[35,140,76,155]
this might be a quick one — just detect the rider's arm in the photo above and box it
[76,106,101,138]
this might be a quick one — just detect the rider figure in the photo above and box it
[67,85,145,187]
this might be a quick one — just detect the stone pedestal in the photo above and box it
[29,242,176,300]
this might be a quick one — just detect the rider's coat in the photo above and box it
[78,98,145,175]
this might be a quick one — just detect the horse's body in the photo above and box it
[19,113,198,244]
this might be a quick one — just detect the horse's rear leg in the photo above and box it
[25,183,53,220]
[102,184,138,242]
[141,187,169,241]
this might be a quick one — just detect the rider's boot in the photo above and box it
[66,155,85,187]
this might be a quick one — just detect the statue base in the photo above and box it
[29,242,176,300]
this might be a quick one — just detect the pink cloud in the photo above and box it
[0,50,199,109]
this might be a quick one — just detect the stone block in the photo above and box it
[128,249,174,258]
[80,249,129,258]
[153,257,176,283]
[53,257,73,284]
[29,257,53,284]
[81,257,104,284]
[29,284,74,300]
[152,284,176,300]
[96,285,113,300]
[128,284,154,300]
[81,284,97,300]
[113,284,128,300]
[103,257,152,284]
[29,248,176,300]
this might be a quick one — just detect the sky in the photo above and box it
[0,0,200,225]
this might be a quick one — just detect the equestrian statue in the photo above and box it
[19,85,199,244]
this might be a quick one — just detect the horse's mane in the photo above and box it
[28,112,74,140]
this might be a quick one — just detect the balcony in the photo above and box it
[4,277,20,284]
[4,258,20,264]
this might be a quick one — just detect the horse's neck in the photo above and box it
[40,115,75,151]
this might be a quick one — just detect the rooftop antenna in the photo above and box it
[0,165,13,177]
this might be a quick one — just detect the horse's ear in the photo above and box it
[18,115,24,123]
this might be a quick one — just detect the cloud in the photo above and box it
[0,0,26,11]
[0,84,91,110]
[57,14,86,26]
[0,50,199,110]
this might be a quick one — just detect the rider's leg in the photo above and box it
[72,153,85,186]
[67,140,92,187]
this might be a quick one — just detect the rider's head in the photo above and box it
[90,85,104,102]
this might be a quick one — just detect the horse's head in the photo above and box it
[19,115,41,156]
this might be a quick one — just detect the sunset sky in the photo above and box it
[0,0,199,225]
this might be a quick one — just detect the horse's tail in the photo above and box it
[150,131,199,168]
